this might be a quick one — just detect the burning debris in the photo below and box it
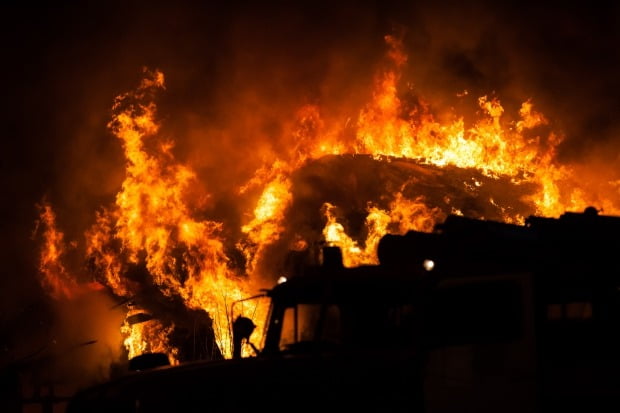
[33,33,620,380]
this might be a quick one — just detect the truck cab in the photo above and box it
[67,250,430,412]
[67,209,620,412]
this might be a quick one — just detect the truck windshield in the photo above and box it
[279,302,418,352]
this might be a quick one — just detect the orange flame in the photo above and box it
[323,195,444,267]
[122,310,178,365]
[37,34,620,365]
[36,203,80,299]
[309,35,618,248]
[84,69,268,359]
[238,161,293,276]
[36,202,103,299]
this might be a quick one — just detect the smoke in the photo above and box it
[44,291,126,388]
[158,3,389,205]
[0,291,125,403]
[400,2,620,159]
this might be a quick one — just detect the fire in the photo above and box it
[322,202,368,266]
[238,161,293,275]
[84,69,269,360]
[36,202,79,299]
[353,37,551,182]
[322,195,444,267]
[35,202,102,299]
[305,34,618,264]
[122,310,178,364]
[35,34,620,366]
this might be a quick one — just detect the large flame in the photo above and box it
[322,194,444,267]
[239,35,610,268]
[82,70,268,360]
[122,311,178,364]
[238,161,293,275]
[36,35,620,364]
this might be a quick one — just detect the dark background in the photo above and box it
[1,0,619,381]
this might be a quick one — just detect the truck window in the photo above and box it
[546,301,593,321]
[340,302,419,349]
[279,304,341,351]
[426,280,523,346]
[279,301,420,352]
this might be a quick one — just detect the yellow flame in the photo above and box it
[310,35,619,250]
[239,163,293,275]
[322,195,444,267]
[122,312,178,365]
[38,34,620,366]
[85,70,268,359]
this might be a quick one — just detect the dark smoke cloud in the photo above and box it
[401,1,620,156]
[2,0,618,393]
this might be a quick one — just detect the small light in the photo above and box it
[423,259,435,271]
[277,276,288,284]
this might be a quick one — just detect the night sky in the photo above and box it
[2,0,619,383]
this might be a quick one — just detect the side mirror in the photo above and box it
[230,293,269,359]
[232,316,257,359]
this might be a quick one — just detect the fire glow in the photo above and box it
[36,35,620,364]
